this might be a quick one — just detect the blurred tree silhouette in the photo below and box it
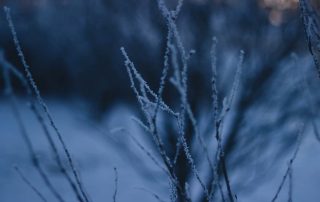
[0,0,305,110]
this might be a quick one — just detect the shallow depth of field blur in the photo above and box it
[1,0,320,201]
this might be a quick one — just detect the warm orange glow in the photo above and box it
[261,0,298,10]
[260,0,298,26]
[269,10,283,26]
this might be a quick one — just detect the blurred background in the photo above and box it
[1,0,320,201]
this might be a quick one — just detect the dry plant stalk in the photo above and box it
[299,0,320,77]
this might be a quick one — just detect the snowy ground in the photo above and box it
[0,99,169,202]
[0,99,320,202]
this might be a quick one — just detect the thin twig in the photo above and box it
[113,167,118,202]
[1,54,65,202]
[14,166,48,202]
[0,51,85,202]
[4,7,90,202]
[271,123,305,202]
[135,187,168,202]
[288,167,293,202]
